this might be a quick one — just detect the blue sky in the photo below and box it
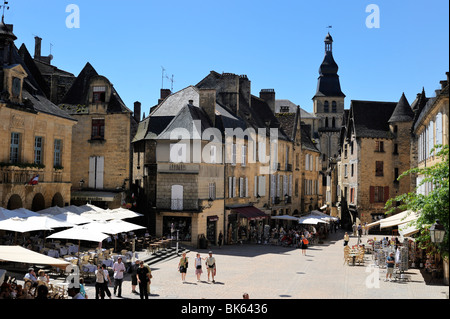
[7,0,449,117]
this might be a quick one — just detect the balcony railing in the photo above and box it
[0,167,45,184]
[156,198,200,211]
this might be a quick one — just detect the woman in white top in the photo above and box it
[194,253,204,282]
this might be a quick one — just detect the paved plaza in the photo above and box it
[82,229,448,300]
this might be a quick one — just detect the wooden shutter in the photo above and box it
[384,186,390,203]
[369,186,375,203]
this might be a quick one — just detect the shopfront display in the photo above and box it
[163,216,192,242]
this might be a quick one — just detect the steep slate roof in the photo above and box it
[301,124,320,153]
[60,62,131,114]
[2,39,75,121]
[132,85,247,143]
[349,100,397,139]
[388,93,414,123]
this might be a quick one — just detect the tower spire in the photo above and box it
[1,0,9,22]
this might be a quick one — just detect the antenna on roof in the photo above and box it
[1,0,10,21]
[161,66,166,89]
[165,74,175,92]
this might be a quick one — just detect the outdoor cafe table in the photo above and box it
[348,250,359,266]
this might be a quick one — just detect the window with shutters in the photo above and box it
[375,141,384,152]
[171,185,183,210]
[34,136,44,165]
[375,161,383,176]
[258,175,266,197]
[54,139,63,167]
[241,145,247,166]
[91,118,105,139]
[10,132,20,163]
[93,86,106,103]
[209,182,216,200]
[350,188,355,204]
[89,156,104,189]
[370,186,389,203]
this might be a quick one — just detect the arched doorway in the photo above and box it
[7,194,23,210]
[52,193,64,207]
[31,193,45,212]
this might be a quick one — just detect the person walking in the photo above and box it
[385,252,396,282]
[194,253,204,282]
[343,232,350,246]
[102,264,112,299]
[112,256,126,297]
[178,252,189,282]
[131,259,140,294]
[136,261,151,299]
[95,264,105,299]
[205,251,216,283]
[300,235,308,256]
[218,231,223,248]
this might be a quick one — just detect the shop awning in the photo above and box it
[207,215,219,221]
[231,206,268,220]
[71,191,121,202]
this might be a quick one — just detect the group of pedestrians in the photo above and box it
[95,256,127,299]
[178,251,217,283]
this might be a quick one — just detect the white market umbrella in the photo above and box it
[26,215,75,229]
[83,220,145,251]
[298,215,329,225]
[52,212,92,225]
[1,207,38,221]
[107,207,143,220]
[65,205,92,214]
[0,246,70,269]
[310,210,339,222]
[47,226,110,265]
[0,217,53,233]
[36,206,68,216]
[47,225,109,243]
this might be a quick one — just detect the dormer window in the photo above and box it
[93,86,106,103]
[12,77,21,98]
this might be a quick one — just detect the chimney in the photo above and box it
[199,88,216,127]
[34,36,42,59]
[158,89,171,104]
[259,89,276,114]
[134,101,141,123]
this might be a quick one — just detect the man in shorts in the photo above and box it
[385,252,395,282]
[206,251,216,283]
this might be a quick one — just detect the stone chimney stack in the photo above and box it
[259,89,276,114]
[158,89,171,104]
[199,88,216,127]
[134,101,141,122]
[34,36,42,59]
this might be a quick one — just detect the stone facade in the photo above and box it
[0,19,76,212]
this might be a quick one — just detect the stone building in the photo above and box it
[59,62,139,209]
[19,36,76,105]
[312,33,346,170]
[0,19,76,211]
[132,71,299,246]
[411,73,449,195]
[337,94,415,227]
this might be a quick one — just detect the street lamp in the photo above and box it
[429,220,445,244]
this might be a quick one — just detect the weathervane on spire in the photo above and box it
[1,0,9,21]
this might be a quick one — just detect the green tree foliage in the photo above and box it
[385,145,449,255]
